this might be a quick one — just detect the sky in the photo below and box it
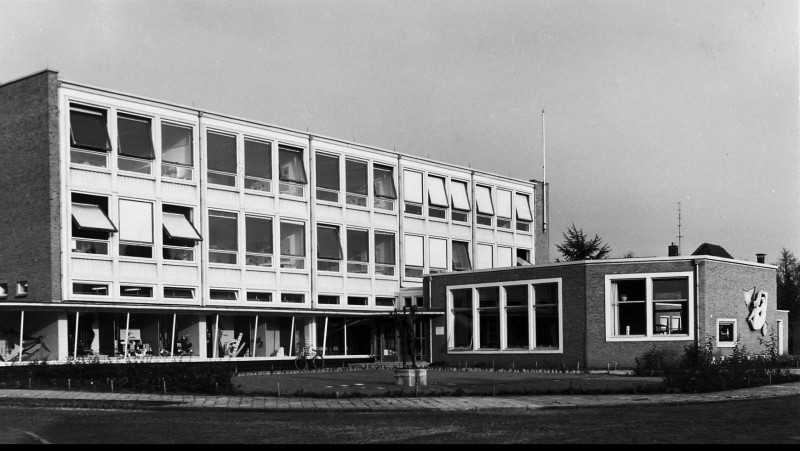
[2,0,798,264]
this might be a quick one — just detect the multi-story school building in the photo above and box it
[0,70,548,365]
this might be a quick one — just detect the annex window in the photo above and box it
[244,138,272,192]
[427,175,448,219]
[318,295,340,305]
[451,288,473,349]
[505,285,529,349]
[16,281,28,297]
[347,228,369,274]
[0,283,7,298]
[245,215,273,267]
[516,249,532,266]
[317,225,343,272]
[164,287,195,299]
[73,282,108,296]
[429,237,448,274]
[210,289,238,301]
[498,246,513,268]
[403,170,423,215]
[69,104,111,168]
[515,193,533,232]
[117,113,155,174]
[278,145,307,197]
[376,297,395,307]
[247,291,273,303]
[450,180,471,222]
[496,189,512,229]
[404,234,424,278]
[315,153,340,202]
[478,287,500,349]
[373,165,397,211]
[476,243,493,269]
[475,185,494,226]
[208,210,238,265]
[120,285,154,298]
[533,283,559,348]
[345,159,368,207]
[281,293,305,304]
[207,131,237,187]
[347,296,368,306]
[608,274,691,339]
[71,193,116,256]
[280,221,306,269]
[374,231,396,276]
[452,241,472,271]
[162,205,201,261]
[717,319,737,348]
[118,199,154,259]
[161,122,194,181]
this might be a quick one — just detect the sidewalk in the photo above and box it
[1,382,799,412]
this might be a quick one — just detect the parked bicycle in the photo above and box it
[294,345,324,371]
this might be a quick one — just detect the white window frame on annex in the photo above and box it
[446,278,564,354]
[716,318,737,348]
[604,271,695,342]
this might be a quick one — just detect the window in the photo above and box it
[16,281,28,297]
[376,297,395,307]
[373,165,397,210]
[404,234,424,277]
[120,285,154,298]
[281,293,305,303]
[161,122,193,181]
[246,215,273,267]
[118,199,153,259]
[515,193,533,232]
[516,249,532,266]
[347,229,369,274]
[69,104,111,168]
[244,138,272,192]
[429,237,448,273]
[347,296,368,306]
[476,243,493,269]
[717,319,737,347]
[452,241,472,271]
[478,287,500,349]
[317,225,343,272]
[450,180,471,222]
[533,283,559,348]
[318,295,340,305]
[505,285,529,349]
[208,210,238,264]
[498,247,513,268]
[247,291,272,302]
[278,145,307,196]
[162,205,201,261]
[0,283,7,298]
[345,159,368,207]
[315,153,340,202]
[403,170,423,215]
[374,232,396,276]
[210,289,238,301]
[451,288,473,349]
[496,189,512,229]
[475,185,494,226]
[71,193,116,255]
[427,176,448,219]
[164,287,194,299]
[73,282,107,296]
[207,131,237,187]
[117,113,155,174]
[280,221,306,269]
[608,274,692,339]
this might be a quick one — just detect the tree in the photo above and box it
[775,248,799,311]
[555,223,611,262]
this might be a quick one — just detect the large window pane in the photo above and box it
[373,165,397,199]
[429,238,448,271]
[316,153,340,201]
[475,185,494,215]
[280,222,305,256]
[70,105,111,151]
[515,193,533,222]
[161,123,193,166]
[117,114,155,159]
[374,232,395,275]
[450,180,471,211]
[346,159,368,207]
[452,241,472,271]
[478,287,500,349]
[451,288,473,349]
[506,285,529,349]
[244,139,271,191]
[612,279,646,335]
[476,244,493,269]
[427,176,448,207]
[404,234,424,277]
[653,278,689,334]
[347,229,369,273]
[278,146,307,183]
[317,225,343,261]
[209,210,238,264]
[207,132,237,186]
[119,200,153,243]
[246,216,273,267]
[533,283,559,348]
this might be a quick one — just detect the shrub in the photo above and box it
[633,345,666,376]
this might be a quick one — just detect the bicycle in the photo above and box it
[294,345,324,371]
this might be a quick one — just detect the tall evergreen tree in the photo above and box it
[775,248,799,311]
[555,223,611,262]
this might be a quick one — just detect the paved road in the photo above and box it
[1,381,799,412]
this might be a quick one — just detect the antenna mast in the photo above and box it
[541,108,547,232]
[677,202,684,254]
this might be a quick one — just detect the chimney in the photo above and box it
[668,243,679,257]
[756,253,766,264]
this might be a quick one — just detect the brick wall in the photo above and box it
[0,70,61,303]
[533,181,550,264]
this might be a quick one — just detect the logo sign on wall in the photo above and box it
[743,286,768,336]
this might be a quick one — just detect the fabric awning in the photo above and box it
[515,193,533,222]
[72,203,117,232]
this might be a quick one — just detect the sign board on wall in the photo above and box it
[435,326,445,336]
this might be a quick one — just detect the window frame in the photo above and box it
[118,199,154,260]
[162,205,201,262]
[279,219,306,270]
[403,169,423,216]
[72,281,109,297]
[244,137,273,193]
[316,224,343,272]
[604,272,695,342]
[374,231,396,277]
[161,121,195,181]
[345,158,369,208]
[208,209,239,265]
[496,189,512,229]
[452,240,472,271]
[515,192,533,232]
[315,152,341,203]
[69,103,111,168]
[427,175,449,220]
[278,144,308,197]
[404,234,424,278]
[475,185,494,227]
[206,130,238,188]
[373,164,397,211]
[245,214,274,268]
[117,112,155,175]
[716,318,737,348]
[346,228,370,275]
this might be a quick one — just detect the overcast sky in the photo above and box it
[2,0,798,263]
